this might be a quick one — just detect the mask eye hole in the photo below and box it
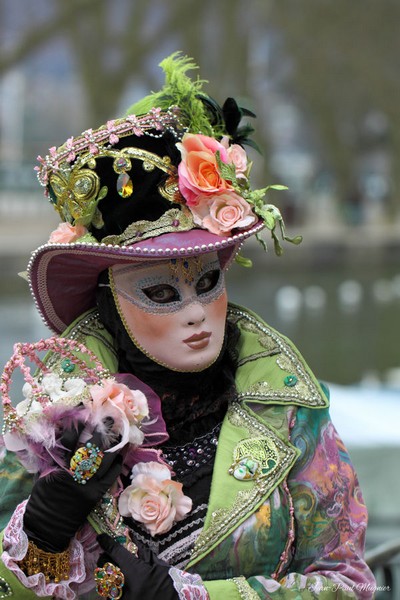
[196,270,221,295]
[142,284,180,304]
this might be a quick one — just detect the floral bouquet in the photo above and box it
[1,337,193,541]
[1,337,149,476]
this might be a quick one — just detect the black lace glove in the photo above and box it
[97,533,178,600]
[23,424,122,553]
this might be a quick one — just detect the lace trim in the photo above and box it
[2,500,86,600]
[128,504,207,568]
[158,525,204,569]
[169,567,209,600]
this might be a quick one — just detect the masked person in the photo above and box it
[0,53,375,600]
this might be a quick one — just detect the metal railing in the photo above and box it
[366,538,400,599]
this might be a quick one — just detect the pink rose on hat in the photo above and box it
[118,461,192,536]
[176,133,231,205]
[224,141,249,180]
[190,191,257,236]
[48,222,87,243]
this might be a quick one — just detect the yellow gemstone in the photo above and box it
[117,173,133,198]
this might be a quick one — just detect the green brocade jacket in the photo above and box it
[0,304,375,599]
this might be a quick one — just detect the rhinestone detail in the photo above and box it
[162,423,221,478]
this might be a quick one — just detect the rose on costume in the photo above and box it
[88,380,149,447]
[48,222,87,243]
[118,461,192,536]
[190,191,257,236]
[89,380,148,424]
[176,133,231,205]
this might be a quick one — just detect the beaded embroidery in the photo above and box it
[89,491,138,555]
[36,108,184,187]
[162,422,221,478]
[229,436,279,481]
[43,309,117,371]
[229,577,260,600]
[228,305,328,409]
[0,577,12,599]
[189,402,299,563]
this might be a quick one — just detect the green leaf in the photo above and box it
[91,207,105,229]
[271,230,284,256]
[247,187,269,206]
[75,232,98,244]
[267,184,289,191]
[216,151,237,185]
[235,253,253,268]
[255,208,276,230]
[255,232,268,252]
[285,234,303,245]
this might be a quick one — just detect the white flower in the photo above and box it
[39,374,86,405]
[22,382,33,399]
[15,398,43,418]
[41,373,66,401]
[63,377,87,397]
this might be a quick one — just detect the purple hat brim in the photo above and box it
[28,223,264,333]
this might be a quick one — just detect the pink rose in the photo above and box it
[227,144,248,179]
[189,191,257,236]
[87,379,148,449]
[119,462,192,536]
[48,222,87,243]
[90,379,148,424]
[176,133,231,205]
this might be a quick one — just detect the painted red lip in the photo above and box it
[183,332,211,350]
[183,331,211,343]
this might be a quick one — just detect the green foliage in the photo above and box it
[235,253,253,268]
[126,52,218,136]
[218,145,301,256]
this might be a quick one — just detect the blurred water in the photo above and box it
[225,260,400,386]
[2,255,399,398]
[1,261,400,387]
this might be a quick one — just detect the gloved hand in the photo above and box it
[97,533,178,600]
[23,422,123,553]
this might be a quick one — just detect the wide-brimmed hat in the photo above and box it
[29,53,301,333]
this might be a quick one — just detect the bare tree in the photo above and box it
[268,0,400,217]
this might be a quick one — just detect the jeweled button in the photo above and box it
[61,358,75,373]
[284,375,298,387]
[117,173,133,198]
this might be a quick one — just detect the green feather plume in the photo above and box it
[126,52,222,136]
